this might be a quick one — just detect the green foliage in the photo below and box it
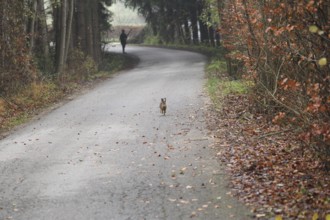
[7,113,30,128]
[12,82,62,109]
[83,56,98,76]
[207,77,220,96]
[207,76,251,110]
[124,0,215,45]
[199,0,220,27]
[34,54,55,75]
[99,53,126,73]
[207,59,227,76]
[206,77,221,109]
[63,49,97,82]
[100,1,114,32]
[144,35,163,45]
[99,52,139,73]
[220,80,251,96]
[205,49,252,111]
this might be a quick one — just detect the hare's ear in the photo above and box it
[164,98,166,102]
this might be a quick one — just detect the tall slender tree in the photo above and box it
[56,0,68,73]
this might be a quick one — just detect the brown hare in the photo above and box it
[159,98,167,115]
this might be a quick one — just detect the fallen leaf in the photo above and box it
[179,200,189,204]
[309,25,319,33]
[275,215,282,220]
[256,213,266,218]
[167,144,175,150]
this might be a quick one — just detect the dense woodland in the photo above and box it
[0,0,329,218]
[0,0,112,94]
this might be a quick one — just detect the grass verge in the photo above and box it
[205,57,252,110]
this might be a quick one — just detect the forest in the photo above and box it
[0,0,329,218]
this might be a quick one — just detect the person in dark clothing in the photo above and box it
[120,29,129,53]
[215,29,221,47]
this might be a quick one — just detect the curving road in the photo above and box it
[0,46,251,219]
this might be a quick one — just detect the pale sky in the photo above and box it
[109,1,146,26]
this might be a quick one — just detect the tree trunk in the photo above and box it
[76,0,87,53]
[183,19,190,44]
[190,1,199,44]
[158,2,167,44]
[197,1,208,45]
[37,0,49,59]
[64,0,74,63]
[208,25,215,47]
[56,0,67,73]
[1,0,6,69]
[199,21,209,44]
[175,21,183,44]
[92,0,101,62]
[85,0,93,57]
[28,0,38,54]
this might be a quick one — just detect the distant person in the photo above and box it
[215,29,221,47]
[120,29,130,53]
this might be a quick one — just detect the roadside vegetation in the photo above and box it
[0,1,139,135]
[206,58,251,109]
[0,52,137,135]
[204,49,330,220]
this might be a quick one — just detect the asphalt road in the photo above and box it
[0,46,251,220]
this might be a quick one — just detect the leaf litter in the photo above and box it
[206,93,330,219]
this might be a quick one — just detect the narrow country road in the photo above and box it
[0,46,251,220]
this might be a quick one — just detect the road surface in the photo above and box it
[0,46,251,219]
